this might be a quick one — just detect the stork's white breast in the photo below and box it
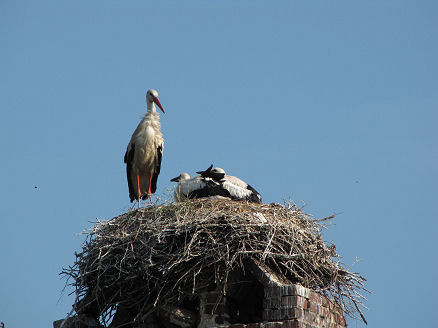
[132,126,157,166]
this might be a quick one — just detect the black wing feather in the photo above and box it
[149,144,163,195]
[245,183,262,203]
[125,144,136,202]
[187,179,231,199]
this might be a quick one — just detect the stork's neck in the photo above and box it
[147,101,157,113]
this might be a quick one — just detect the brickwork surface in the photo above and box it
[261,285,346,328]
[54,285,346,328]
[198,284,347,328]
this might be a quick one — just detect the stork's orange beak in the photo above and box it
[153,97,165,114]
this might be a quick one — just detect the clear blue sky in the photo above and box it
[1,1,437,327]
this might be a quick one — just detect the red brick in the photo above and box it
[295,296,306,308]
[264,309,281,321]
[308,292,320,304]
[264,297,281,309]
[295,285,310,298]
[308,301,319,313]
[303,310,317,324]
[318,306,329,318]
[331,311,339,322]
[321,296,330,307]
[264,286,283,298]
[272,309,282,320]
[292,307,303,319]
[282,320,301,328]
[264,322,284,328]
[264,286,278,298]
[303,299,310,310]
[280,296,290,307]
[329,311,338,322]
[298,296,306,308]
[265,284,313,299]
[275,296,308,309]
[279,286,295,296]
[280,307,304,320]
[281,296,295,308]
[300,323,313,328]
[229,324,246,328]
[280,308,290,320]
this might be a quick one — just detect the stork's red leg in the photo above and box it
[148,175,153,205]
[137,173,141,209]
[148,175,152,195]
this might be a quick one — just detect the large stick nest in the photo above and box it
[63,199,367,325]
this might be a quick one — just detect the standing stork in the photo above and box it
[124,89,165,208]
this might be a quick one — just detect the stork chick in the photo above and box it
[196,165,262,203]
[170,172,230,202]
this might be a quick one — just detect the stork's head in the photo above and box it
[210,167,226,180]
[211,167,226,175]
[146,89,165,113]
[170,173,191,182]
[196,165,226,181]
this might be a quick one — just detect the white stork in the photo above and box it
[196,165,262,203]
[124,89,165,208]
[170,172,230,202]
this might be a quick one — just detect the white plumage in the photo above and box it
[124,89,165,208]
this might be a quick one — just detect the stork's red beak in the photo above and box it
[153,97,165,114]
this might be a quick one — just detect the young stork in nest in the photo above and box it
[124,89,165,208]
[170,172,230,202]
[171,165,262,203]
